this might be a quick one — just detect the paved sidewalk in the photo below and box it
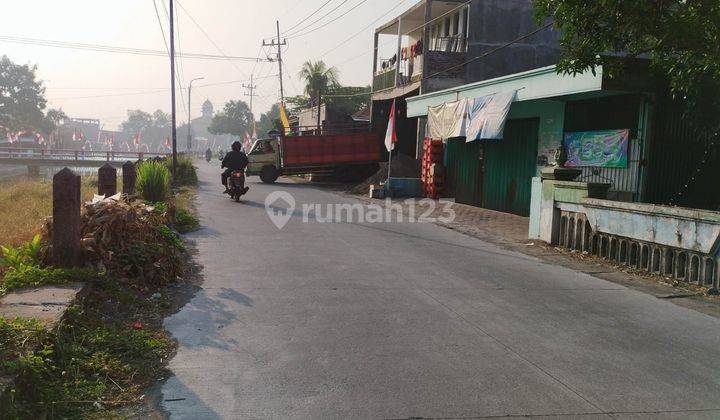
[350,194,720,318]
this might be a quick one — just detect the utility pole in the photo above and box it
[187,77,204,152]
[262,21,287,105]
[242,74,258,117]
[169,0,178,173]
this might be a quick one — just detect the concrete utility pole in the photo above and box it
[187,77,205,152]
[262,21,287,105]
[169,0,178,173]
[243,74,258,117]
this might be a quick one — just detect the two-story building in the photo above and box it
[371,0,559,158]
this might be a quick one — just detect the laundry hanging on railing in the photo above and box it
[426,90,517,141]
[427,99,468,140]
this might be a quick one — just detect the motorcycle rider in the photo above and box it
[221,141,249,194]
[205,148,212,162]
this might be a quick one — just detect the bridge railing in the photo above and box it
[0,148,172,161]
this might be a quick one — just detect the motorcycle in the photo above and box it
[228,170,249,202]
[205,153,212,163]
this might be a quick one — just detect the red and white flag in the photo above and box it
[164,137,171,149]
[72,128,78,142]
[243,131,252,152]
[133,132,141,146]
[384,99,397,152]
[110,133,115,146]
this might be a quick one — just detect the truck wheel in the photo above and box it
[260,165,279,183]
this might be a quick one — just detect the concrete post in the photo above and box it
[52,168,81,267]
[122,161,136,195]
[97,163,117,197]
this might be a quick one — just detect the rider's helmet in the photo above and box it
[231,141,242,152]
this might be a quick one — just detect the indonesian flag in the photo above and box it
[133,132,141,146]
[110,133,115,146]
[251,121,257,140]
[384,99,397,151]
[164,137,171,149]
[36,133,46,145]
[72,128,78,142]
[243,131,252,151]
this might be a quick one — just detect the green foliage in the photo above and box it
[174,207,199,233]
[4,282,176,418]
[0,234,42,269]
[0,55,47,134]
[257,103,282,137]
[165,155,198,186]
[533,0,720,128]
[208,99,253,137]
[298,60,340,105]
[2,265,95,293]
[136,161,169,202]
[157,225,185,251]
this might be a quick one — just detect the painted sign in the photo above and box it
[563,129,629,168]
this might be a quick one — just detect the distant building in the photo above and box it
[184,99,237,151]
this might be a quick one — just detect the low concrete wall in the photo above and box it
[530,179,720,290]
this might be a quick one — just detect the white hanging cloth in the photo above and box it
[427,99,468,140]
[465,90,517,142]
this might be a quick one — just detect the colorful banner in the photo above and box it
[563,129,629,168]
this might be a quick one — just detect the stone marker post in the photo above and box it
[53,168,81,267]
[98,163,117,197]
[122,161,136,195]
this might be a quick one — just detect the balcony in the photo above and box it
[373,68,396,92]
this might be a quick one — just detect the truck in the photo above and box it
[246,131,381,183]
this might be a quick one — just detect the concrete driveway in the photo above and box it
[161,162,720,419]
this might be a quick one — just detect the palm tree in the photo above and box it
[298,60,339,106]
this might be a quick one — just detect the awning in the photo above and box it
[371,81,421,102]
[406,65,606,118]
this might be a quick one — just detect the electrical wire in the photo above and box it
[286,0,370,40]
[283,0,351,38]
[0,35,263,61]
[278,0,335,37]
[175,0,250,79]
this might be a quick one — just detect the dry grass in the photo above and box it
[0,176,100,247]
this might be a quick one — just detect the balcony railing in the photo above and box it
[373,68,396,92]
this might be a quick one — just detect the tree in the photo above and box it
[325,85,371,116]
[41,108,67,136]
[298,60,339,105]
[120,110,154,136]
[257,103,282,137]
[0,55,47,133]
[534,0,720,127]
[208,100,252,137]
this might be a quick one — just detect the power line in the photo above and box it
[279,0,335,36]
[314,0,413,59]
[175,0,250,79]
[283,0,351,38]
[0,35,264,61]
[422,22,554,80]
[286,0,369,39]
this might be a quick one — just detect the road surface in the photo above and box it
[162,162,720,419]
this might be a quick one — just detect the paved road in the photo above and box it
[162,162,720,419]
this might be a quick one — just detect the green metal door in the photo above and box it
[482,118,539,216]
[446,137,482,206]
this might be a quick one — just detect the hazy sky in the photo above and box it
[2,0,410,129]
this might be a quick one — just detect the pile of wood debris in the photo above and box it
[43,194,183,287]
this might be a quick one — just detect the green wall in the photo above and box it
[507,99,565,174]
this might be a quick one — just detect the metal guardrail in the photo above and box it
[0,148,171,162]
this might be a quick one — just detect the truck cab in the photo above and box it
[246,138,281,183]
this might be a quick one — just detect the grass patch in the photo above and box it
[136,161,170,202]
[2,281,176,418]
[0,177,97,247]
[172,185,200,233]
[166,155,198,187]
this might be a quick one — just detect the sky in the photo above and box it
[1,0,411,130]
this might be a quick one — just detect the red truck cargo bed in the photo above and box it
[281,132,381,167]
